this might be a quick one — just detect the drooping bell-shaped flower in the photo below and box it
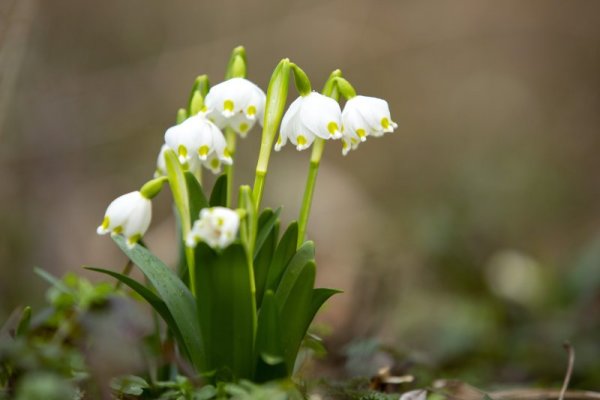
[204,78,266,137]
[341,95,397,142]
[186,207,240,250]
[340,128,361,156]
[164,114,232,166]
[155,144,203,177]
[97,191,152,248]
[275,92,342,151]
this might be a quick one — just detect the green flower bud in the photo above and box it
[291,63,312,96]
[176,108,188,124]
[139,176,168,199]
[226,46,247,79]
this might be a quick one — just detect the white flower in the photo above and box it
[97,191,152,248]
[275,92,342,151]
[186,207,240,250]
[204,78,266,137]
[164,114,232,166]
[340,128,361,156]
[341,95,397,144]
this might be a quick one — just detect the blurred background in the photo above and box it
[1,0,599,390]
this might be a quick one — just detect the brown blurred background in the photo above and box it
[1,0,600,388]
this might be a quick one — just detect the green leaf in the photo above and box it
[273,241,315,308]
[209,174,228,207]
[185,171,208,221]
[278,261,316,372]
[265,222,298,293]
[254,208,281,259]
[254,221,278,308]
[165,149,196,289]
[84,266,188,359]
[112,236,205,371]
[15,306,31,337]
[254,290,287,382]
[194,243,255,381]
[302,288,341,338]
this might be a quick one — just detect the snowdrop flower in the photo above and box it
[186,207,240,250]
[204,78,266,137]
[341,95,397,144]
[275,92,342,151]
[164,114,232,166]
[340,128,361,156]
[97,191,152,248]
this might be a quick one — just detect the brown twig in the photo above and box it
[559,341,575,400]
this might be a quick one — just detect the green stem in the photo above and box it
[225,128,236,207]
[297,139,325,247]
[252,59,291,209]
[296,70,342,248]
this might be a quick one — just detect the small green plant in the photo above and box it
[90,46,396,386]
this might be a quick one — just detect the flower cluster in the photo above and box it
[96,50,396,251]
[276,93,397,155]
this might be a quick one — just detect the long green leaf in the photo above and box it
[194,242,255,381]
[278,261,316,372]
[254,221,278,308]
[164,149,196,293]
[112,236,204,371]
[254,208,281,259]
[264,222,298,293]
[273,241,315,309]
[85,266,189,360]
[209,174,228,207]
[254,290,287,382]
[185,171,208,221]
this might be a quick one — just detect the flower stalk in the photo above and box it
[297,70,342,247]
[253,58,291,208]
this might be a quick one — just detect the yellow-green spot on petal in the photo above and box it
[178,145,188,158]
[239,123,249,133]
[100,216,110,230]
[356,128,366,138]
[201,105,208,113]
[351,138,358,145]
[198,145,209,157]
[113,226,123,235]
[211,159,220,169]
[327,122,339,136]
[342,140,348,150]
[381,117,390,129]
[224,100,234,112]
[217,217,224,226]
[276,136,282,145]
[297,135,307,146]
[127,233,142,246]
[247,105,256,116]
[223,148,231,158]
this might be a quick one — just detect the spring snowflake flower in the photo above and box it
[186,207,240,250]
[275,92,342,151]
[155,144,203,177]
[204,78,266,137]
[97,191,152,248]
[341,95,397,152]
[164,114,232,166]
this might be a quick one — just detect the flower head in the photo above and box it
[341,95,397,144]
[275,92,342,151]
[186,207,240,250]
[164,114,232,166]
[204,78,266,137]
[97,191,152,248]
